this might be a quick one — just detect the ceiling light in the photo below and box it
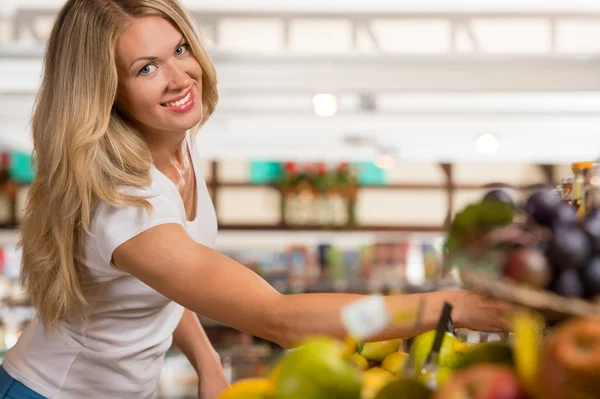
[374,147,396,170]
[475,133,499,154]
[375,154,394,170]
[313,93,338,117]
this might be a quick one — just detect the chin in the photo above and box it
[181,113,203,130]
[164,110,203,132]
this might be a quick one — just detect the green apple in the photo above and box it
[273,336,361,399]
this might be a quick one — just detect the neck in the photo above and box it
[145,130,188,170]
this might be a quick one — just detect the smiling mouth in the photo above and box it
[161,90,192,107]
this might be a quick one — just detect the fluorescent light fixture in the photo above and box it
[475,132,499,154]
[374,146,397,170]
[375,153,395,170]
[312,93,338,117]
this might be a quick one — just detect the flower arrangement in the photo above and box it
[279,162,358,227]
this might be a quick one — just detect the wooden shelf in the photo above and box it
[210,182,551,191]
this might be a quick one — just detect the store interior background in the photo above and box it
[2,0,600,396]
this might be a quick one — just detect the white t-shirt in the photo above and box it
[2,133,217,398]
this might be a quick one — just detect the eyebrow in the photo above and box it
[128,36,186,70]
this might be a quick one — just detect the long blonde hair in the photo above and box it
[19,0,218,333]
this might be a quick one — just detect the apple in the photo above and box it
[538,317,600,399]
[503,247,551,289]
[434,364,528,399]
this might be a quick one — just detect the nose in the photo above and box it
[166,63,191,92]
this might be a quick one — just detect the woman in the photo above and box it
[0,0,512,398]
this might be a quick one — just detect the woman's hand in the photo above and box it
[198,367,230,399]
[453,290,517,332]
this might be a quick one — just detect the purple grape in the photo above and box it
[552,202,578,229]
[546,227,591,269]
[524,190,560,227]
[581,257,600,299]
[550,269,585,298]
[483,189,514,208]
[582,209,600,253]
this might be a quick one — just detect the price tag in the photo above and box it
[340,295,390,341]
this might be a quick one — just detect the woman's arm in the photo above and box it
[173,309,221,374]
[172,309,230,398]
[113,224,511,348]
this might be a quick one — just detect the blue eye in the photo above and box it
[175,44,190,56]
[137,64,157,76]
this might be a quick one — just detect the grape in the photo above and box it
[581,257,600,299]
[504,247,552,289]
[483,189,514,208]
[552,202,577,229]
[582,208,600,253]
[546,227,591,269]
[535,240,549,254]
[549,269,585,298]
[524,190,560,227]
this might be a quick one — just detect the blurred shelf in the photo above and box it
[0,229,19,246]
[211,182,548,191]
[218,224,444,232]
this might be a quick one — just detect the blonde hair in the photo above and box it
[19,0,218,333]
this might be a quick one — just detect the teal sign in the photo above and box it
[352,162,387,185]
[10,151,35,184]
[250,161,282,184]
[250,160,387,185]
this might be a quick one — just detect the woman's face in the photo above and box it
[114,17,203,137]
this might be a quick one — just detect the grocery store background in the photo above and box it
[1,0,600,397]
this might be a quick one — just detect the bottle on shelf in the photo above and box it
[294,164,314,226]
[583,162,600,214]
[571,161,596,218]
[281,162,299,226]
[331,163,351,226]
[559,177,573,205]
[313,162,332,226]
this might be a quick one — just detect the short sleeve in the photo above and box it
[92,188,185,265]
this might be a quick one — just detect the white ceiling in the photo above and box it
[1,2,600,163]
[3,0,600,13]
[179,0,600,13]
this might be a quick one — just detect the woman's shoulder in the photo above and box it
[88,171,186,266]
[93,170,184,227]
[118,167,178,198]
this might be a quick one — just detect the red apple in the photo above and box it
[503,247,551,289]
[435,364,529,399]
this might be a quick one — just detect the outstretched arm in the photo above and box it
[114,224,510,348]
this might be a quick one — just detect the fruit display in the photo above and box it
[220,283,600,399]
[444,183,600,319]
[217,323,524,399]
[218,311,600,398]
[217,162,600,399]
